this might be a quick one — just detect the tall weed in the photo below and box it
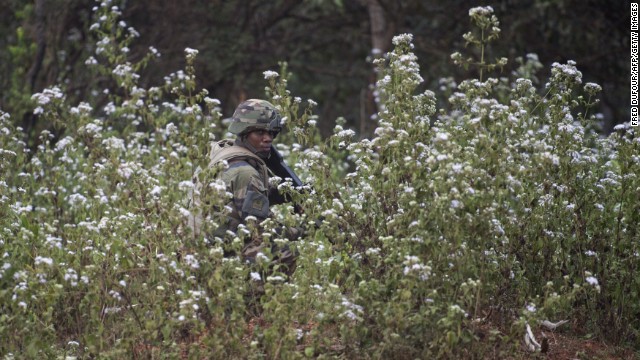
[0,3,637,358]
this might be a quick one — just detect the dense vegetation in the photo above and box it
[0,0,630,140]
[1,2,638,359]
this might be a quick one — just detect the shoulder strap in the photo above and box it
[209,139,269,189]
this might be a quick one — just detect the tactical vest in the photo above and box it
[208,139,270,190]
[187,139,271,237]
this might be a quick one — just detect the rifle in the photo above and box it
[267,146,328,230]
[265,145,304,206]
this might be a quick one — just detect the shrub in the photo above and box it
[0,2,637,359]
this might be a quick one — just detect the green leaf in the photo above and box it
[304,346,315,357]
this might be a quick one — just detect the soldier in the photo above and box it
[209,99,299,275]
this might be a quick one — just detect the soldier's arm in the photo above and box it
[222,162,270,221]
[223,161,302,241]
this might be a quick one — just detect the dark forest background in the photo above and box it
[0,0,630,141]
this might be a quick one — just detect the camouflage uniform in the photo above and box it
[210,139,271,234]
[210,99,298,273]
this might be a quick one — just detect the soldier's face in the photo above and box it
[246,129,274,154]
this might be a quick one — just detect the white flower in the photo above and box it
[67,193,88,207]
[184,47,199,60]
[585,276,598,286]
[449,304,468,317]
[178,207,192,218]
[112,63,133,77]
[469,6,494,17]
[55,136,75,152]
[336,129,356,138]
[31,86,64,106]
[35,256,54,266]
[365,247,381,256]
[263,70,279,79]
[149,46,160,57]
[64,268,79,286]
[184,254,200,270]
[256,252,270,263]
[434,132,449,142]
[102,137,126,152]
[150,186,162,196]
[85,56,98,65]
[250,272,261,282]
[584,82,602,95]
[204,97,221,106]
[391,33,413,46]
[178,181,195,190]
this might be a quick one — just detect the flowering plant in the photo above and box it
[0,2,637,358]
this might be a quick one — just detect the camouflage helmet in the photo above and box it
[228,99,282,136]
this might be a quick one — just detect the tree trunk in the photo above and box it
[366,0,388,54]
[28,0,47,93]
[360,0,393,137]
[24,0,47,137]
